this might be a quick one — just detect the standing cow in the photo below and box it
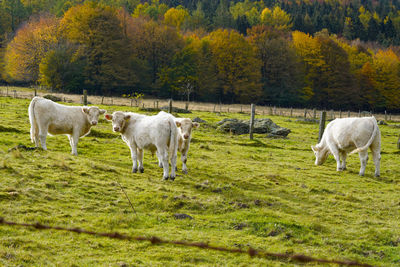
[311,117,381,177]
[28,97,106,155]
[105,111,179,180]
[173,118,199,174]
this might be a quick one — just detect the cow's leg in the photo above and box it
[129,144,138,173]
[371,143,381,177]
[170,148,177,181]
[70,132,80,156]
[156,150,163,168]
[158,147,169,180]
[358,150,369,176]
[340,151,347,170]
[329,146,341,171]
[137,148,144,173]
[38,123,48,150]
[181,147,189,174]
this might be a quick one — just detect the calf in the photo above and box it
[105,111,178,180]
[311,117,381,177]
[28,96,106,155]
[173,118,199,174]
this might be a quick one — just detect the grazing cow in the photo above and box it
[28,97,106,155]
[105,111,178,180]
[173,118,199,174]
[311,117,381,177]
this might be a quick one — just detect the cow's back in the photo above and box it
[326,117,377,151]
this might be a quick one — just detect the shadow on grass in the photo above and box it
[0,125,26,133]
[237,139,283,149]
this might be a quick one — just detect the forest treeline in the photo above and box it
[1,0,400,110]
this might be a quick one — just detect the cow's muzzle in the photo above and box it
[91,121,98,126]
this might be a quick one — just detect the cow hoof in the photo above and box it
[159,164,163,168]
[182,169,188,174]
[139,167,144,173]
[169,176,175,181]
[162,176,169,181]
[375,174,380,178]
[132,168,138,173]
[359,173,365,176]
[175,166,178,171]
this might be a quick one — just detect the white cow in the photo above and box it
[311,117,381,177]
[105,111,179,180]
[28,96,106,155]
[173,118,199,174]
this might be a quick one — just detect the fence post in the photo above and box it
[398,135,400,149]
[83,90,87,105]
[385,110,387,121]
[318,111,327,143]
[63,97,66,102]
[358,110,361,117]
[213,104,216,113]
[390,114,392,121]
[6,86,8,97]
[273,106,276,115]
[304,109,307,118]
[313,109,316,119]
[111,98,113,105]
[13,90,17,98]
[185,102,189,111]
[34,89,37,96]
[339,110,342,118]
[142,103,145,108]
[168,99,173,113]
[348,110,350,117]
[101,96,104,105]
[269,106,273,115]
[290,108,293,117]
[131,99,133,107]
[240,105,243,113]
[249,104,255,140]
[156,101,159,109]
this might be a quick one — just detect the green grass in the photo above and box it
[1,96,400,266]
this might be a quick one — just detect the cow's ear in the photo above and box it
[175,121,181,127]
[82,107,89,114]
[124,115,131,121]
[99,109,106,114]
[105,114,113,121]
[192,122,200,128]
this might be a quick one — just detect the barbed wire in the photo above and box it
[0,217,374,266]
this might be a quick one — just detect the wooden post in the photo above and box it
[34,89,37,96]
[101,96,104,105]
[398,134,400,149]
[390,114,392,121]
[83,90,87,105]
[156,101,159,109]
[348,110,350,117]
[385,110,387,121]
[313,109,316,119]
[273,106,276,115]
[240,105,243,113]
[13,90,17,98]
[111,98,113,105]
[358,110,361,117]
[304,108,307,118]
[131,99,133,107]
[63,97,66,102]
[290,108,293,117]
[339,110,342,118]
[168,99,172,113]
[142,103,145,108]
[213,104,216,113]
[185,102,189,111]
[6,86,8,96]
[318,111,327,143]
[269,106,273,115]
[249,104,255,140]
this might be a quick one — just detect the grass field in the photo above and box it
[0,96,400,266]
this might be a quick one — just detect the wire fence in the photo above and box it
[0,217,374,266]
[0,86,399,122]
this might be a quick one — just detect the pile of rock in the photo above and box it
[217,118,291,137]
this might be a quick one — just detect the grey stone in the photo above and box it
[192,117,206,123]
[174,213,193,220]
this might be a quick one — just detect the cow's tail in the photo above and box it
[168,117,178,160]
[349,117,378,154]
[28,97,39,143]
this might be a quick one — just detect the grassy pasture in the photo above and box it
[0,96,400,266]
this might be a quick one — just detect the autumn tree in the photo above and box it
[248,25,304,106]
[61,2,140,95]
[206,29,262,103]
[260,6,292,31]
[164,6,189,31]
[4,15,59,83]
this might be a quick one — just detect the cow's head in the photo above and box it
[105,111,130,132]
[82,106,106,126]
[311,144,329,165]
[176,118,200,140]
